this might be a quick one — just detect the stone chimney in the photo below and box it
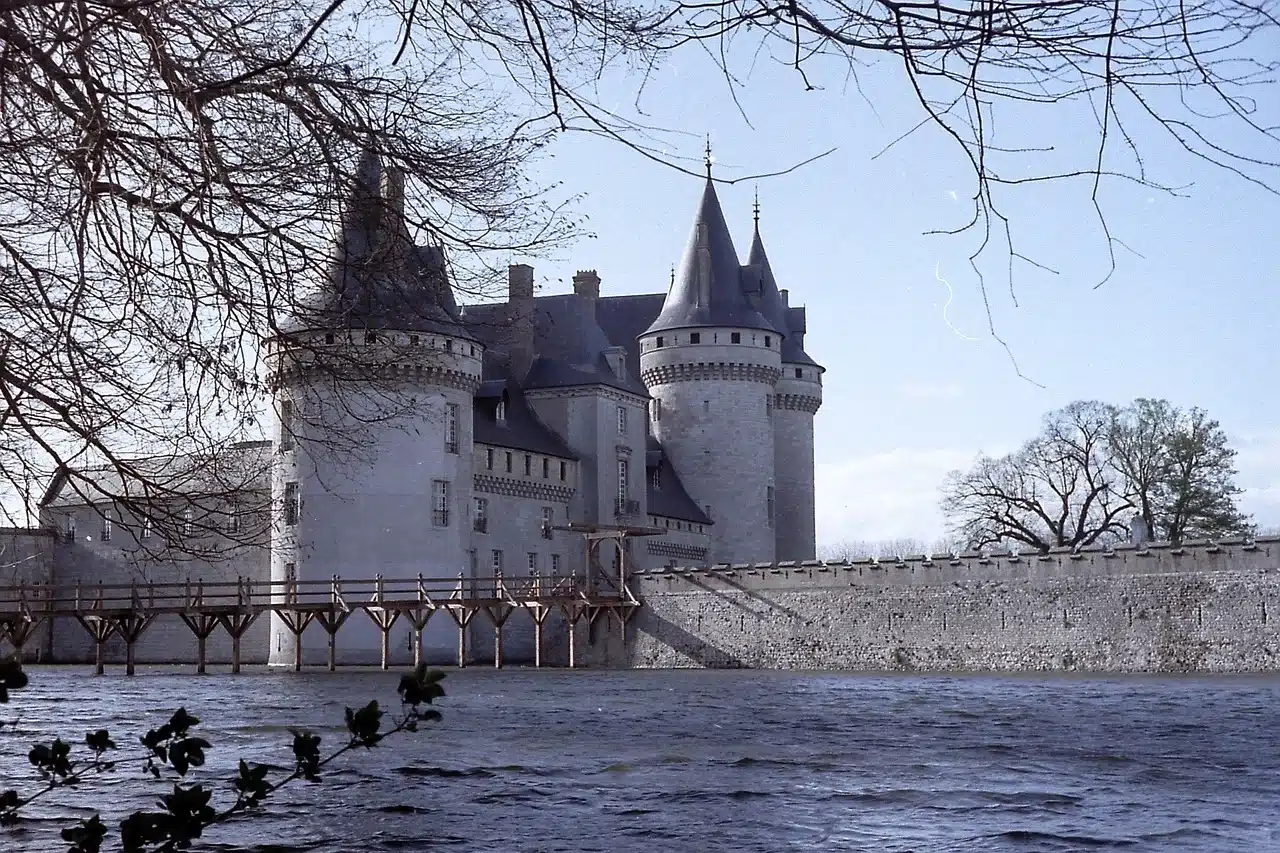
[1129,513,1149,548]
[780,288,789,307]
[604,345,628,380]
[508,264,535,379]
[572,269,600,299]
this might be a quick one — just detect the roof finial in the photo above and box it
[670,265,676,287]
[704,136,713,179]
[753,186,760,227]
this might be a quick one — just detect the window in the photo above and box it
[617,458,629,506]
[617,405,627,435]
[432,480,451,526]
[100,511,112,543]
[541,506,554,539]
[284,482,299,526]
[445,402,459,453]
[473,497,488,533]
[505,451,513,473]
[496,400,506,424]
[182,507,194,536]
[468,550,478,574]
[140,516,152,541]
[524,454,532,476]
[559,460,567,481]
[766,396,773,416]
[651,399,661,422]
[542,457,550,479]
[690,332,701,344]
[486,448,494,470]
[650,467,661,490]
[410,335,420,346]
[765,335,772,348]
[767,486,775,528]
[492,549,504,572]
[551,554,561,574]
[324,332,335,345]
[284,562,297,602]
[731,332,741,344]
[64,516,76,543]
[656,336,664,347]
[365,331,377,344]
[280,400,294,451]
[703,400,710,413]
[226,508,241,536]
[528,552,539,572]
[445,339,453,352]
[795,367,803,379]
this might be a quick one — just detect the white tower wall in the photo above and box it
[640,327,780,565]
[268,330,483,666]
[773,365,822,561]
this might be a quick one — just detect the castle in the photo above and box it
[25,149,823,666]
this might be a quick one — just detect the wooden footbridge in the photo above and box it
[0,569,640,675]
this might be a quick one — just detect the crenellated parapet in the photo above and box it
[266,329,484,393]
[774,392,821,413]
[631,536,1280,588]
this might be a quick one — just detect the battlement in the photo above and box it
[632,536,1280,588]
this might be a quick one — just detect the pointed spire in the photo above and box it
[644,176,776,336]
[753,186,760,228]
[704,136,713,179]
[746,210,819,367]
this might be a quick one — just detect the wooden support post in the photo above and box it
[446,606,476,668]
[482,604,513,669]
[532,608,548,668]
[179,613,221,674]
[404,608,432,668]
[74,616,115,676]
[364,606,401,671]
[274,610,315,672]
[315,610,349,672]
[219,612,260,674]
[114,614,154,677]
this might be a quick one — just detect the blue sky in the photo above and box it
[505,39,1280,549]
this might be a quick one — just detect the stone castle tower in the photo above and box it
[639,173,822,565]
[266,148,483,666]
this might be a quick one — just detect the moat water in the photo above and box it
[2,667,1278,852]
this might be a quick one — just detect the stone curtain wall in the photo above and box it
[584,538,1280,673]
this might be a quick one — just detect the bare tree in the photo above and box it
[943,398,1250,551]
[941,401,1131,552]
[0,0,573,547]
[819,536,961,560]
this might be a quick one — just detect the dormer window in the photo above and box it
[495,400,506,424]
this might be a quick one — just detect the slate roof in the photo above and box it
[643,178,777,336]
[286,149,475,339]
[747,223,821,369]
[472,374,578,459]
[644,436,712,524]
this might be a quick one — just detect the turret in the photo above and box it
[638,176,781,565]
[747,210,823,561]
[266,148,483,666]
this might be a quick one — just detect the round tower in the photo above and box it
[639,176,781,565]
[747,214,824,562]
[266,150,483,666]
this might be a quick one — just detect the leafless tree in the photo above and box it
[941,401,1132,551]
[819,535,962,560]
[942,398,1250,551]
[0,0,574,548]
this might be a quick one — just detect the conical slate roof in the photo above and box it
[644,178,777,336]
[747,220,821,368]
[286,148,474,338]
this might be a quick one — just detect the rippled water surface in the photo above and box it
[3,667,1279,852]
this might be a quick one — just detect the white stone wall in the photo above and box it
[526,386,649,527]
[640,327,780,565]
[772,367,821,561]
[644,515,711,569]
[34,504,269,664]
[268,330,483,666]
